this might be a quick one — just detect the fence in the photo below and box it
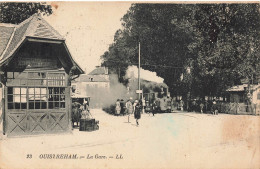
[217,102,258,115]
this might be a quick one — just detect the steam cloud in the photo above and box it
[89,66,167,108]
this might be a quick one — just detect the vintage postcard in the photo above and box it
[0,1,259,169]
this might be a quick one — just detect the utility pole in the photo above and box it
[138,42,141,100]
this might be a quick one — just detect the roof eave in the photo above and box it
[62,42,84,75]
[0,37,84,75]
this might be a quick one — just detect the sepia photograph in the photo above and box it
[0,1,259,169]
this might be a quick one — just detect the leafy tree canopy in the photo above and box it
[101,3,260,98]
[0,2,52,24]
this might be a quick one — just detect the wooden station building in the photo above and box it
[0,14,84,136]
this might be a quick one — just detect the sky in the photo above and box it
[43,2,132,74]
[43,2,165,83]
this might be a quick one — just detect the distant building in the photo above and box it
[226,84,260,115]
[72,66,109,108]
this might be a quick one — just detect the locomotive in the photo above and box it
[143,88,172,113]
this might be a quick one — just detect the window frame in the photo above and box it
[6,71,66,87]
[6,70,67,110]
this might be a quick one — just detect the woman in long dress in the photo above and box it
[125,99,133,122]
[134,100,141,126]
[115,99,121,116]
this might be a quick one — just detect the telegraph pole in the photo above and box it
[138,42,141,100]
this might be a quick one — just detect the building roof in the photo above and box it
[88,67,108,75]
[0,25,15,57]
[0,14,83,74]
[79,74,109,82]
[71,93,90,98]
[227,84,260,92]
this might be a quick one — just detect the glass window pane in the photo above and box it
[60,88,65,94]
[48,87,53,94]
[21,103,27,109]
[40,95,47,101]
[29,102,34,109]
[41,88,47,95]
[53,95,59,101]
[35,95,41,101]
[54,88,59,94]
[60,102,65,108]
[21,88,26,94]
[54,102,59,108]
[60,95,65,101]
[7,87,13,94]
[14,95,20,103]
[48,95,54,101]
[29,95,34,101]
[35,102,40,109]
[29,88,34,95]
[14,88,20,94]
[35,88,40,95]
[8,95,13,102]
[49,102,53,109]
[8,103,14,109]
[42,102,47,109]
[14,103,20,109]
[21,95,26,102]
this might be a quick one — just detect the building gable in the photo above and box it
[0,14,83,75]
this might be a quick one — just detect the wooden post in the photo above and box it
[138,42,141,100]
[3,86,6,135]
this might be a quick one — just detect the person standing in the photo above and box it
[212,100,218,115]
[120,99,125,115]
[179,99,184,111]
[125,99,133,122]
[115,99,121,116]
[152,100,156,116]
[192,99,196,112]
[134,100,141,126]
[200,101,204,113]
[142,97,146,114]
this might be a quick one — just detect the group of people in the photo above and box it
[185,99,219,115]
[71,99,91,128]
[115,98,143,126]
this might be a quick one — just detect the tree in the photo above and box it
[0,2,52,24]
[101,3,260,99]
[188,4,260,97]
[101,4,193,86]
